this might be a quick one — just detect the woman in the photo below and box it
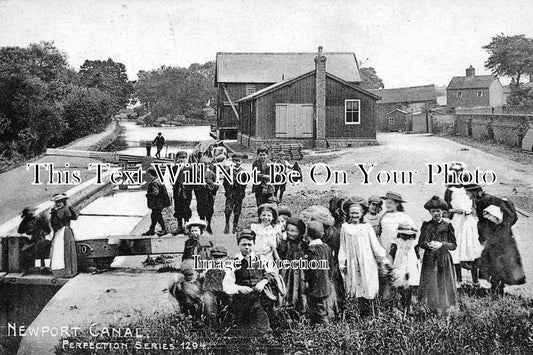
[49,193,78,277]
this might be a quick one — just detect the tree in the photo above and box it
[78,58,133,114]
[483,34,533,89]
[359,67,384,90]
[134,62,216,119]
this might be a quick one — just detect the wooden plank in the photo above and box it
[516,206,531,218]
[223,85,240,121]
[0,273,69,286]
[7,237,21,273]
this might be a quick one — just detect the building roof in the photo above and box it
[235,70,380,103]
[447,75,498,90]
[386,108,408,115]
[370,85,436,104]
[215,52,361,84]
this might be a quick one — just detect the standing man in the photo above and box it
[251,146,273,207]
[223,153,247,234]
[143,167,170,236]
[172,151,193,235]
[152,132,166,159]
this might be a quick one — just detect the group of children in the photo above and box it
[167,154,526,332]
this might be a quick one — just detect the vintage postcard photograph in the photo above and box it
[0,0,532,354]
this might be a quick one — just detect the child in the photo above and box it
[222,153,247,234]
[276,206,292,245]
[278,217,307,313]
[338,198,388,317]
[418,196,457,314]
[379,192,416,255]
[201,245,231,319]
[390,222,420,315]
[305,220,333,324]
[49,193,78,277]
[364,195,383,236]
[182,219,213,263]
[172,150,193,235]
[250,204,281,262]
[251,146,274,206]
[194,156,218,234]
[444,162,482,287]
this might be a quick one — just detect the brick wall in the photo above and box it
[454,113,533,148]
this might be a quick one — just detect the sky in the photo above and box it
[0,0,532,88]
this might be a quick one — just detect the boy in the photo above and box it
[143,167,170,236]
[223,229,275,335]
[172,150,193,235]
[251,146,273,207]
[222,153,247,234]
[305,221,333,324]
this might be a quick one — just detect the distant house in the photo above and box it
[214,50,363,140]
[447,66,504,112]
[370,85,437,132]
[384,109,408,132]
[234,47,380,150]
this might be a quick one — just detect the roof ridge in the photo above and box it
[216,52,355,55]
[372,84,435,91]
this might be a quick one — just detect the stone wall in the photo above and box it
[454,113,533,148]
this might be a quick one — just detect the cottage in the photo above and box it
[234,47,380,150]
[370,85,437,132]
[447,66,504,112]
[384,109,408,132]
[214,49,365,140]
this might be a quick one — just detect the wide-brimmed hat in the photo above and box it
[285,217,306,235]
[51,193,68,202]
[258,203,278,221]
[423,196,449,211]
[368,195,383,205]
[277,206,292,218]
[210,245,228,257]
[237,229,256,243]
[463,183,484,191]
[342,196,368,214]
[176,150,188,158]
[185,218,207,230]
[449,161,467,171]
[397,222,417,235]
[381,191,405,203]
[21,206,37,217]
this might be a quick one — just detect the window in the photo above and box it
[388,117,395,125]
[477,90,483,97]
[345,99,361,124]
[245,84,256,96]
[457,91,462,98]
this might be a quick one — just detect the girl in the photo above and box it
[277,217,307,313]
[379,192,416,255]
[445,162,483,287]
[182,219,213,263]
[250,204,281,262]
[49,193,78,277]
[418,196,457,314]
[338,198,388,317]
[390,222,420,315]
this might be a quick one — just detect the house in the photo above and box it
[384,108,408,132]
[214,49,363,140]
[234,47,380,150]
[447,66,504,112]
[370,85,437,132]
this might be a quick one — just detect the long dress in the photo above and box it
[278,238,307,312]
[446,186,483,263]
[379,211,415,254]
[417,219,457,311]
[50,205,78,277]
[250,223,280,261]
[338,222,387,299]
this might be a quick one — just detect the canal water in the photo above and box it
[0,122,212,353]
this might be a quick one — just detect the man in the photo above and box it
[172,151,193,235]
[222,153,247,234]
[152,132,166,159]
[143,166,170,235]
[223,229,276,335]
[251,146,273,207]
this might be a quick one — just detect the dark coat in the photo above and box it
[223,165,247,200]
[305,243,333,298]
[50,205,78,232]
[251,159,272,193]
[417,219,457,311]
[146,176,170,210]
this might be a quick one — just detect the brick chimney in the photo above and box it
[314,46,327,148]
[466,65,475,77]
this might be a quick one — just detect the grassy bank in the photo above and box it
[56,286,533,354]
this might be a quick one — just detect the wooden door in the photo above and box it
[276,103,314,138]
